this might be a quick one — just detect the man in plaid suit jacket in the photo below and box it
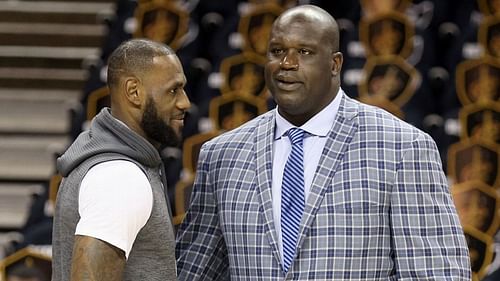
[176,5,471,280]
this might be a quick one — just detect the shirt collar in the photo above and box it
[274,88,344,140]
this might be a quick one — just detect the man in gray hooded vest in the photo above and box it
[52,39,190,281]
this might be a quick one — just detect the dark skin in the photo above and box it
[71,236,126,281]
[264,5,343,127]
[111,55,190,149]
[70,53,189,280]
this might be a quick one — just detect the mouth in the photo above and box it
[170,114,186,127]
[170,118,184,129]
[171,113,185,121]
[274,75,302,91]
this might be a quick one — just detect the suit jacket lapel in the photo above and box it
[295,94,360,254]
[254,111,283,268]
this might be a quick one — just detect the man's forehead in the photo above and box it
[152,54,182,70]
[153,54,177,64]
[271,15,324,39]
[272,16,315,35]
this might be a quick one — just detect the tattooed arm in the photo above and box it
[70,235,126,281]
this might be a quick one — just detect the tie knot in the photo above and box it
[287,128,305,146]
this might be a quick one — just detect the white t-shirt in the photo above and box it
[75,160,153,259]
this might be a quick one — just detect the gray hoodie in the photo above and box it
[52,108,177,281]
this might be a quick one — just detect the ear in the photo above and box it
[331,52,343,76]
[124,77,142,106]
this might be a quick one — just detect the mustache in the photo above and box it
[171,111,187,120]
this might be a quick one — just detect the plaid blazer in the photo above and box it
[176,93,471,280]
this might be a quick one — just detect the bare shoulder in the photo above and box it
[71,235,126,281]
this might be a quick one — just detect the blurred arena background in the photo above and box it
[0,0,498,280]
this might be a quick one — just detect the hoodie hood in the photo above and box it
[57,108,162,177]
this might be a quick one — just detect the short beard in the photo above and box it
[141,98,180,147]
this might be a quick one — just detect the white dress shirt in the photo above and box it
[272,88,343,263]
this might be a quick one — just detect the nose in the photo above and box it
[176,89,191,110]
[280,50,298,70]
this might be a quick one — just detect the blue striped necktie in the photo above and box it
[281,127,305,273]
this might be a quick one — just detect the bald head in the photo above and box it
[273,5,339,52]
[107,39,175,92]
[265,4,343,126]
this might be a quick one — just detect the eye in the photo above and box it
[270,48,284,56]
[299,48,311,55]
[168,87,180,96]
